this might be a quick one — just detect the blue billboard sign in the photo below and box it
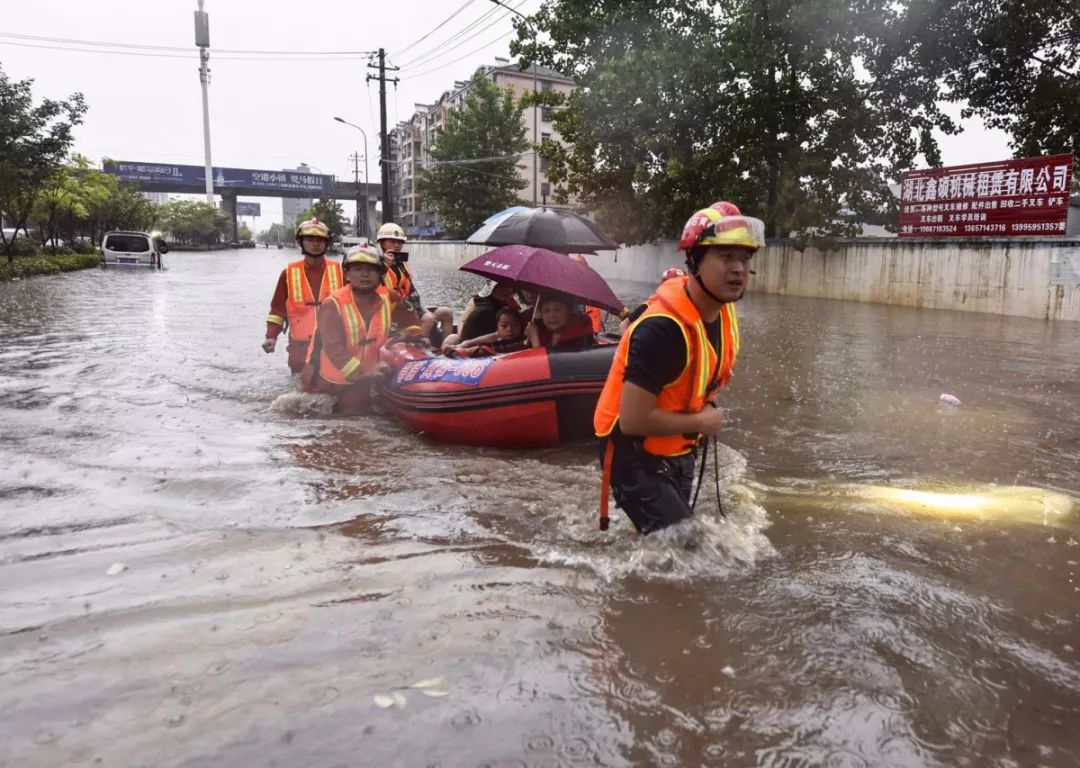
[103,160,333,195]
[235,202,262,216]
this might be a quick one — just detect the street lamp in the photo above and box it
[489,0,539,207]
[333,117,370,237]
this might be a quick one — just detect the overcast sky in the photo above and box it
[2,0,1010,233]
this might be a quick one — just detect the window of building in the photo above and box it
[540,132,552,172]
[540,81,554,122]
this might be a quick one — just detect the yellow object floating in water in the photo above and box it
[769,482,1077,527]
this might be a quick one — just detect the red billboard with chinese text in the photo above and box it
[898,153,1072,238]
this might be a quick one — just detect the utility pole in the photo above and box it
[366,49,399,224]
[194,1,214,204]
[348,151,363,238]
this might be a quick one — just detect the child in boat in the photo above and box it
[526,293,596,351]
[447,307,526,357]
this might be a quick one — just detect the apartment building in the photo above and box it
[389,58,575,237]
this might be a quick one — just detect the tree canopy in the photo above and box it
[875,0,1080,164]
[159,200,229,246]
[416,71,530,238]
[514,0,1077,244]
[22,157,154,249]
[297,199,348,240]
[0,64,87,261]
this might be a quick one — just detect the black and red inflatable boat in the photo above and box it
[377,341,617,447]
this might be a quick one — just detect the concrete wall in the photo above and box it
[751,238,1080,322]
[408,237,1080,322]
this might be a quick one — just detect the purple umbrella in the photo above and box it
[460,244,624,314]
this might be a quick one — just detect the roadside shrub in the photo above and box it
[68,239,97,255]
[1,257,60,279]
[43,244,75,256]
[0,253,100,280]
[6,238,38,257]
[53,254,100,272]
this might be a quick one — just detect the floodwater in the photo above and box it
[1,248,1078,767]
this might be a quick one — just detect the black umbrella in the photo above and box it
[465,207,619,253]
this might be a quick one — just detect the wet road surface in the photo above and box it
[1,249,1078,767]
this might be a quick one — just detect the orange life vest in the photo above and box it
[383,262,414,303]
[585,305,604,333]
[310,284,392,385]
[593,276,740,457]
[536,314,596,348]
[284,259,343,342]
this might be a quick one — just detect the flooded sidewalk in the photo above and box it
[1,251,1078,766]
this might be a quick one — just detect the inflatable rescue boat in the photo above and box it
[377,341,617,447]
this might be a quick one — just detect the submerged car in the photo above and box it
[101,231,167,269]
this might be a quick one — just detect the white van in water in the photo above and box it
[101,231,167,269]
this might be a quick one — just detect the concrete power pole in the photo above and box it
[348,151,362,238]
[195,1,214,204]
[366,49,399,224]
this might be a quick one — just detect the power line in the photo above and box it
[395,3,511,69]
[390,0,476,57]
[397,4,520,72]
[0,39,374,61]
[0,32,190,51]
[399,25,519,79]
[413,161,524,182]
[428,154,525,164]
[0,31,376,56]
[0,40,192,58]
[451,165,525,181]
[394,6,501,68]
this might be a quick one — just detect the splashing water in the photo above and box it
[534,443,777,581]
[270,390,335,417]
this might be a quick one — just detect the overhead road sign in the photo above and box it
[104,159,334,197]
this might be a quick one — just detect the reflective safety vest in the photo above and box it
[282,259,343,342]
[593,276,740,457]
[311,284,392,385]
[383,262,414,304]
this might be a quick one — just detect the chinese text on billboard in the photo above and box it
[899,153,1072,238]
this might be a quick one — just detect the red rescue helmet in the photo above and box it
[677,201,764,253]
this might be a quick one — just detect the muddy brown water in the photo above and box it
[1,249,1078,767]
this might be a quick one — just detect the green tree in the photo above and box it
[24,156,157,249]
[876,0,1079,186]
[83,168,157,241]
[0,65,87,263]
[238,222,253,241]
[258,222,292,245]
[31,164,85,247]
[416,71,530,238]
[296,199,347,240]
[159,199,229,246]
[515,0,960,242]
